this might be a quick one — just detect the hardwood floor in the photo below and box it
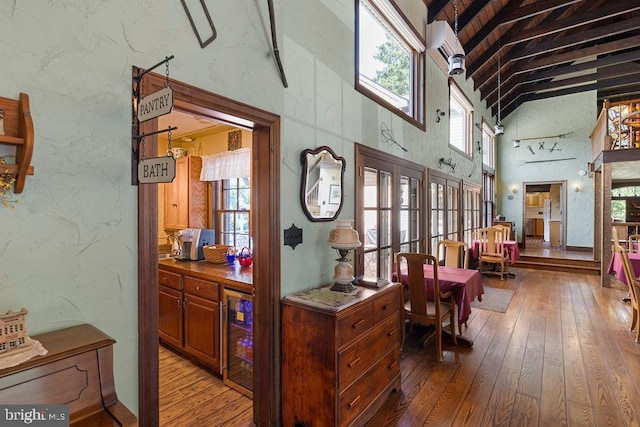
[521,236,593,260]
[159,346,252,426]
[365,268,640,426]
[160,267,640,426]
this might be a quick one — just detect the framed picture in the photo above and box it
[329,184,341,204]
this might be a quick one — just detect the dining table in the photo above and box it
[394,264,484,347]
[607,250,640,285]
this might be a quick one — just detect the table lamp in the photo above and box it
[327,220,362,292]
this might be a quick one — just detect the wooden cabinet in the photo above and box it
[282,283,402,427]
[534,218,544,237]
[158,267,221,372]
[0,324,136,426]
[526,194,543,207]
[163,156,207,231]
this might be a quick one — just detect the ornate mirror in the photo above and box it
[300,146,346,222]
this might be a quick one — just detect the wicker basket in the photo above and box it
[203,245,232,264]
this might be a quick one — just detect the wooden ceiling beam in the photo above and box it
[501,74,640,117]
[511,15,640,60]
[483,50,640,105]
[514,34,640,73]
[488,64,640,108]
[468,1,575,83]
[425,0,448,24]
[498,0,584,26]
[506,0,640,45]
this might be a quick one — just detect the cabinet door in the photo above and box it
[164,157,189,230]
[159,285,183,348]
[184,293,220,371]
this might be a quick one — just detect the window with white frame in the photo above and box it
[356,0,425,128]
[482,120,495,168]
[449,83,473,155]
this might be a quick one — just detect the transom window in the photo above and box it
[356,0,425,128]
[449,83,473,155]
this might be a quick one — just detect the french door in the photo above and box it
[355,144,425,281]
[428,170,461,254]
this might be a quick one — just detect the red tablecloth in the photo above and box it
[471,240,520,264]
[607,251,640,285]
[394,264,484,325]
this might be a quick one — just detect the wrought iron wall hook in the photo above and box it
[439,157,456,172]
[436,109,446,123]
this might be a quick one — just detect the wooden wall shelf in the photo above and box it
[0,93,34,193]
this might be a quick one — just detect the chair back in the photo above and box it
[614,243,640,308]
[477,227,506,257]
[629,234,640,253]
[437,240,469,269]
[493,222,513,240]
[395,252,441,319]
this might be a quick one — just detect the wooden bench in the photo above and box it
[0,324,137,426]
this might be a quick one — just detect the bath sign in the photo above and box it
[137,86,173,122]
[138,156,176,184]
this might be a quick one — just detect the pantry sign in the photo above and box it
[138,156,176,184]
[137,86,173,122]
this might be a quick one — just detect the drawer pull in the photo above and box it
[382,304,390,310]
[347,395,361,409]
[348,357,361,368]
[387,329,397,337]
[196,286,201,290]
[352,319,365,329]
[388,360,398,370]
[176,298,181,306]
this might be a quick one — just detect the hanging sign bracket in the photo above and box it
[132,55,175,185]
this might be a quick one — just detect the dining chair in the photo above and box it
[436,240,469,335]
[395,252,457,362]
[493,223,513,240]
[436,240,469,269]
[629,234,640,253]
[614,242,640,342]
[477,227,510,280]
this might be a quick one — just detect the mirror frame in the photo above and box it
[300,146,346,222]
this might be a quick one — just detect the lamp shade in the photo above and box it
[327,220,362,250]
[494,123,505,136]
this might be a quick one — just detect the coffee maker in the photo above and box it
[176,228,215,261]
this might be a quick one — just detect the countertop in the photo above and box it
[159,258,253,293]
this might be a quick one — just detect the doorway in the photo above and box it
[135,68,281,425]
[521,181,566,253]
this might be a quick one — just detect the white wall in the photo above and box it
[496,92,596,248]
[0,0,504,414]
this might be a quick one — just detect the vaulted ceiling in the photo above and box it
[424,0,640,119]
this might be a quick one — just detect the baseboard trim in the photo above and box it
[565,245,593,252]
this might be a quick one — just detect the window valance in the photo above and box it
[200,148,250,181]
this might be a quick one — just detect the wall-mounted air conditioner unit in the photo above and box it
[426,21,464,58]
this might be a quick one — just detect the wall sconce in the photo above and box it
[513,140,520,148]
[327,220,362,293]
[574,185,580,192]
[511,186,518,194]
[436,109,446,123]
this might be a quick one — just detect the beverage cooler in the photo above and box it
[222,288,254,398]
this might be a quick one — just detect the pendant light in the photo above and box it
[494,52,505,135]
[448,0,465,76]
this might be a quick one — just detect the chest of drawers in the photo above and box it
[281,283,402,426]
